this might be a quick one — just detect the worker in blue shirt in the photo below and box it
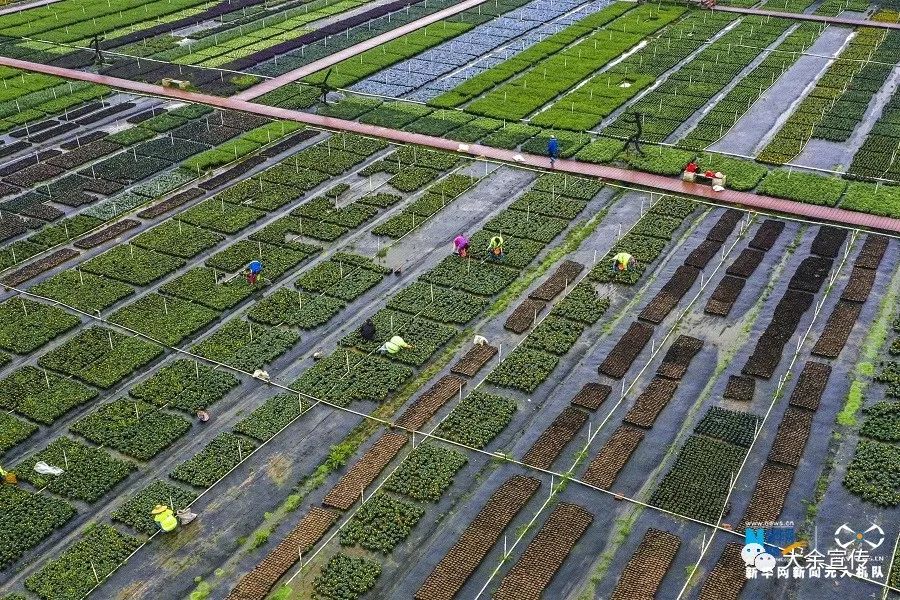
[548,136,560,168]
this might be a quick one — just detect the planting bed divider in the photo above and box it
[739,461,797,530]
[529,260,584,302]
[415,475,541,600]
[522,406,588,469]
[323,431,409,510]
[610,528,681,600]
[788,256,833,293]
[705,275,747,317]
[395,375,466,430]
[638,265,700,324]
[684,239,722,269]
[570,382,612,411]
[656,335,703,380]
[768,407,814,467]
[725,248,765,278]
[73,219,140,249]
[492,503,594,600]
[581,425,645,489]
[228,507,339,600]
[811,226,848,258]
[623,378,681,429]
[449,344,498,377]
[742,289,815,379]
[788,361,832,411]
[598,321,654,379]
[2,248,79,286]
[811,300,863,359]
[723,375,755,402]
[504,297,547,334]
[699,543,747,600]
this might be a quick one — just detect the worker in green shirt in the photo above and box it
[379,335,413,355]
[611,252,637,272]
[151,504,179,533]
[488,235,504,260]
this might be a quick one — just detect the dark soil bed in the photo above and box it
[704,275,746,316]
[570,383,612,411]
[598,322,654,379]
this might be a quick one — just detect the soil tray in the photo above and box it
[598,321,654,379]
[638,265,699,324]
[699,543,746,600]
[493,503,593,600]
[788,256,833,293]
[523,407,588,470]
[840,266,877,303]
[529,260,584,302]
[582,425,645,489]
[742,290,814,379]
[704,275,746,317]
[322,431,408,510]
[395,375,466,431]
[725,248,765,278]
[811,225,847,258]
[706,209,743,243]
[812,300,861,359]
[505,298,547,334]
[739,461,795,530]
[656,335,703,380]
[227,506,338,600]
[788,361,831,411]
[684,239,722,269]
[450,344,498,378]
[74,219,140,249]
[855,234,888,269]
[748,219,785,251]
[768,407,814,467]
[2,249,79,287]
[571,383,612,411]
[610,528,681,600]
[623,378,680,428]
[723,375,755,402]
[198,155,267,191]
[415,475,541,600]
[137,188,204,219]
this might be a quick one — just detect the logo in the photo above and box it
[743,528,777,574]
[834,523,884,550]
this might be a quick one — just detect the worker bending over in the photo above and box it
[611,252,637,272]
[360,318,376,342]
[152,504,179,533]
[488,235,504,259]
[454,234,470,258]
[379,335,413,355]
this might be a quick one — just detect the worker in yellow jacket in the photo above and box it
[151,504,178,533]
[611,252,637,272]
[378,335,413,355]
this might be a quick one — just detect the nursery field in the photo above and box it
[1,0,900,599]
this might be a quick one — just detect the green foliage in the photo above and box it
[130,359,239,414]
[387,282,487,324]
[191,318,299,372]
[234,393,309,442]
[81,244,185,285]
[161,267,256,311]
[179,198,266,234]
[486,347,559,393]
[843,439,900,506]
[71,399,191,461]
[339,494,424,553]
[293,351,412,407]
[758,170,847,206]
[841,182,900,218]
[0,298,79,354]
[860,402,900,443]
[31,270,134,313]
[109,293,218,346]
[523,315,585,355]
[694,406,760,448]
[436,391,517,448]
[551,282,610,324]
[0,486,74,569]
[312,553,381,600]
[248,288,345,329]
[171,432,257,488]
[133,220,224,258]
[0,412,37,454]
[0,366,97,424]
[112,480,197,536]
[384,443,468,501]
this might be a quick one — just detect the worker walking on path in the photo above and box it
[379,335,413,355]
[151,505,179,533]
[611,251,637,272]
[360,318,376,342]
[453,234,470,258]
[548,136,560,168]
[488,235,504,260]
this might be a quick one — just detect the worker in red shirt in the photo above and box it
[685,162,699,174]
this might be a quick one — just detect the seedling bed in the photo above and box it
[0,486,75,569]
[323,431,409,510]
[74,219,140,249]
[487,347,558,393]
[723,375,755,402]
[450,344,498,378]
[739,461,796,530]
[656,335,703,380]
[414,475,541,600]
[493,503,594,600]
[384,442,468,502]
[788,361,831,411]
[860,402,900,443]
[638,265,699,324]
[768,407,813,467]
[293,351,412,407]
[810,226,847,258]
[170,432,258,488]
[694,406,760,448]
[698,543,746,600]
[742,290,814,379]
[529,260,584,302]
[725,248,764,278]
[340,493,424,554]
[748,219,785,252]
[684,239,722,269]
[706,209,743,243]
[610,528,681,600]
[110,293,219,346]
[130,359,239,414]
[0,366,97,424]
[191,318,299,372]
[137,187,204,219]
[229,507,338,600]
[340,310,457,367]
[3,248,79,287]
[843,439,900,506]
[523,406,588,469]
[840,266,877,303]
[436,391,517,448]
[598,321,654,379]
[162,267,255,310]
[71,399,191,461]
[812,300,861,358]
[581,425,645,489]
[623,378,680,428]
[235,393,311,442]
[133,220,225,258]
[396,375,466,430]
[178,198,266,234]
[16,437,136,503]
[510,192,587,221]
[81,244,185,286]
[570,382,612,411]
[523,316,585,355]
[483,210,569,244]
[788,256,833,293]
[0,412,37,454]
[197,156,267,191]
[388,282,487,325]
[552,282,610,325]
[112,480,197,536]
[0,298,79,354]
[248,289,345,329]
[206,240,316,278]
[855,234,888,270]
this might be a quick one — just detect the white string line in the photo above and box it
[673,228,860,600]
[471,204,748,598]
[881,531,900,600]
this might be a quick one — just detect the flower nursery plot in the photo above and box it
[81,244,185,286]
[191,318,299,372]
[0,366,97,425]
[0,298,79,354]
[29,269,134,313]
[130,359,239,414]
